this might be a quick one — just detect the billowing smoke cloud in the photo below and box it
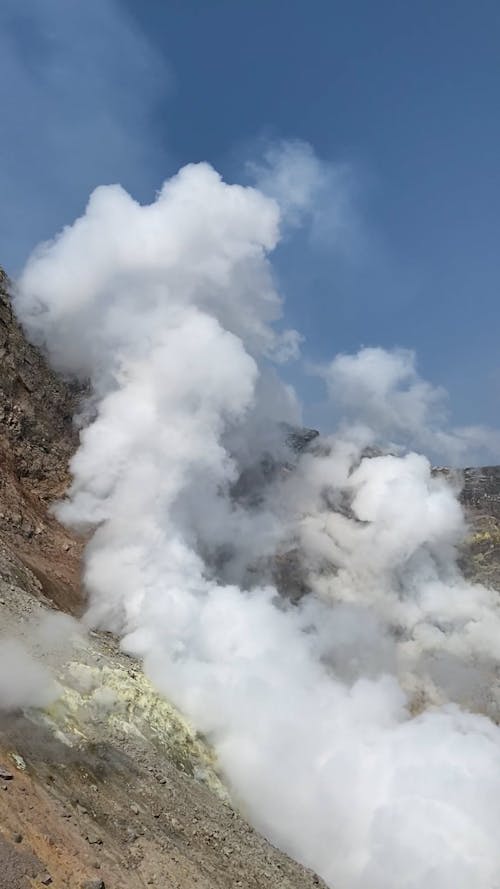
[317,346,500,465]
[0,611,82,711]
[249,139,358,252]
[0,640,59,711]
[14,156,500,888]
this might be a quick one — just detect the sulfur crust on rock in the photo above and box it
[40,657,228,800]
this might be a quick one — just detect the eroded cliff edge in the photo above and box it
[0,269,83,614]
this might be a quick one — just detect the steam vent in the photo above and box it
[0,269,328,888]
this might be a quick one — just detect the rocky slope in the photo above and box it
[0,269,83,614]
[0,555,325,889]
[437,465,500,589]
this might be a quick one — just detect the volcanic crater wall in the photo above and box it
[0,269,83,612]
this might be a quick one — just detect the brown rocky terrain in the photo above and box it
[0,269,84,615]
[0,580,325,889]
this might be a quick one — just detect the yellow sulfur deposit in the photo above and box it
[39,646,228,801]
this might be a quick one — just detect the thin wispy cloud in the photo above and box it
[0,0,171,272]
[249,138,361,254]
[316,346,500,465]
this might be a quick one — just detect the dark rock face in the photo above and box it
[0,269,84,612]
[0,269,79,500]
[454,467,500,589]
[432,465,500,589]
[272,547,311,603]
[460,466,500,520]
[282,424,320,454]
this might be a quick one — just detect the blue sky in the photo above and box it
[1,0,500,434]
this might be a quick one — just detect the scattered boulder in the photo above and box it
[85,833,103,846]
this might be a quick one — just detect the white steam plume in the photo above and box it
[0,612,82,712]
[14,156,500,889]
[317,346,500,466]
[0,639,59,711]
